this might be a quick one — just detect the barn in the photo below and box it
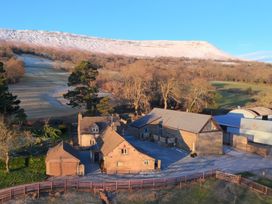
[45,142,84,176]
[129,108,223,155]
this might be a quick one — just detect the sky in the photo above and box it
[0,0,271,59]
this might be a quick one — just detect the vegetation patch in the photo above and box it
[211,81,272,109]
[115,179,272,204]
[0,156,46,189]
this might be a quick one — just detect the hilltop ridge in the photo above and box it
[0,29,236,60]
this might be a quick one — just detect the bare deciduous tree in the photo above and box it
[0,122,33,172]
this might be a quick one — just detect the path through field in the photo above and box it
[9,54,78,119]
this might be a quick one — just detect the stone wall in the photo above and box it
[197,131,223,155]
[232,134,271,157]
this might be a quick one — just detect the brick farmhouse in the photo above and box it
[100,127,157,174]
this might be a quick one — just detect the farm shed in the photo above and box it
[45,142,84,176]
[215,114,272,146]
[129,108,223,155]
[229,106,272,120]
[100,127,157,174]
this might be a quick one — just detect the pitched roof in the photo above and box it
[214,115,242,128]
[80,116,110,134]
[100,127,155,160]
[100,127,125,156]
[130,108,212,133]
[46,141,80,162]
[247,107,272,116]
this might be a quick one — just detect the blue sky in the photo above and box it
[0,0,271,58]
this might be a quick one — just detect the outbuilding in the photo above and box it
[45,142,84,176]
[129,108,223,155]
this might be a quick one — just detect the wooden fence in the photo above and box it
[0,170,271,203]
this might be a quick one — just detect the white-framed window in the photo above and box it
[144,160,149,165]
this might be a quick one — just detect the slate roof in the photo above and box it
[80,116,110,134]
[46,141,81,162]
[130,108,212,133]
[100,127,155,160]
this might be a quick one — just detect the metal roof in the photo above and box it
[215,114,272,132]
[214,115,242,128]
[247,107,272,116]
[131,108,212,133]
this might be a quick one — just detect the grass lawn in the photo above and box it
[211,81,272,109]
[0,156,47,189]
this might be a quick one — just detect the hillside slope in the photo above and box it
[0,29,236,60]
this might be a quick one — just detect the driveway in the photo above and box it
[81,142,272,182]
[125,135,188,169]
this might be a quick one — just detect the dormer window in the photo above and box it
[92,127,98,133]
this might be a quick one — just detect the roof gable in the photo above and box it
[101,127,125,156]
[46,142,80,162]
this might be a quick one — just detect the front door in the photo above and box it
[94,152,99,162]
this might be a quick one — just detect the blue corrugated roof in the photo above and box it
[214,115,242,128]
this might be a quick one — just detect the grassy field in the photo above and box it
[211,81,272,109]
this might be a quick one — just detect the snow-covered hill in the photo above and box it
[0,29,236,60]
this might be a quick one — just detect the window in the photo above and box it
[144,160,149,165]
[121,148,128,155]
[144,128,148,133]
[92,127,98,132]
[117,161,123,167]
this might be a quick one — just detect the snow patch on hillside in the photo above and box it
[0,29,236,60]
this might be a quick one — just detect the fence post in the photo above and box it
[51,181,53,192]
[179,177,182,189]
[77,180,79,191]
[10,189,12,200]
[37,183,40,198]
[115,181,118,191]
[64,179,67,193]
[24,186,26,199]
[129,180,131,190]
[153,178,155,189]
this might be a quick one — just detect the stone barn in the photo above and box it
[100,127,157,174]
[46,142,84,176]
[129,108,223,155]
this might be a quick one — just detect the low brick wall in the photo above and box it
[232,135,271,157]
